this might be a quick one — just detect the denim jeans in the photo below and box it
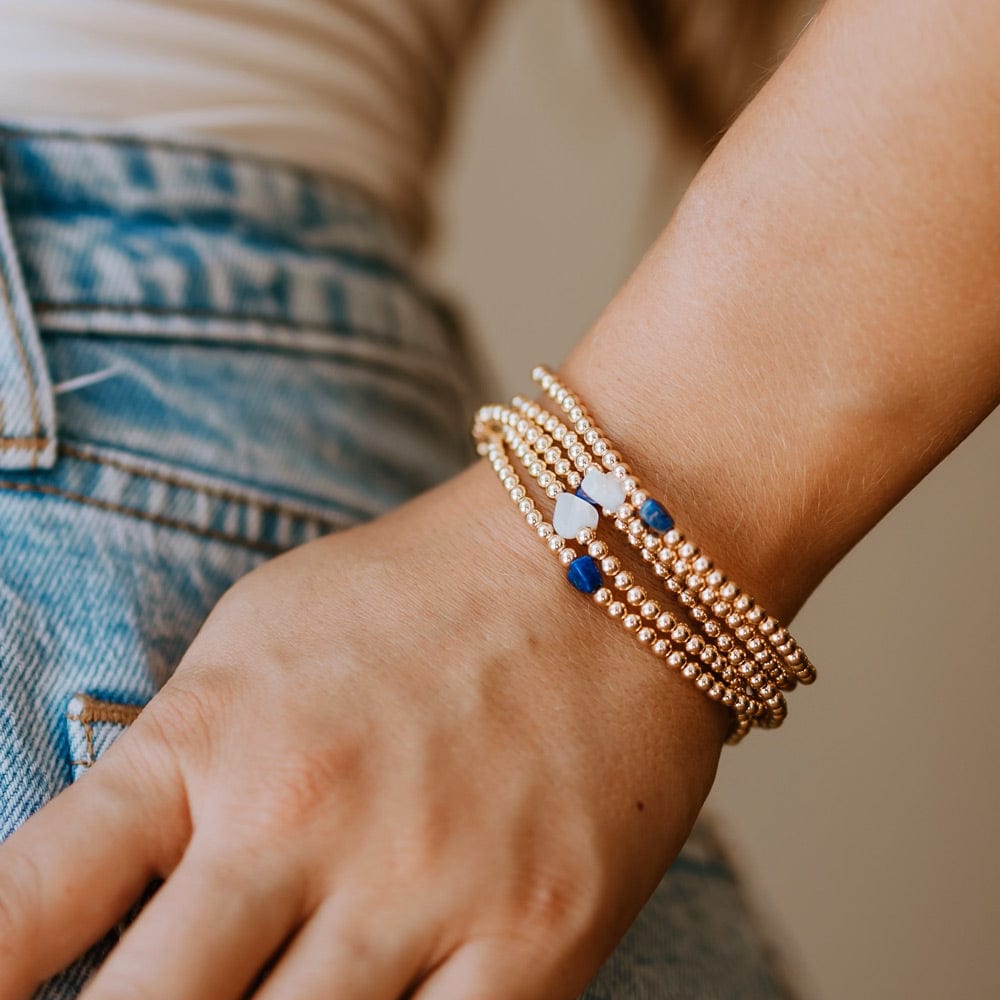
[0,124,791,999]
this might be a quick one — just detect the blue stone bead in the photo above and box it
[639,498,674,533]
[566,554,602,594]
[575,486,599,507]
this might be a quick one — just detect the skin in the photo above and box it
[1,0,999,997]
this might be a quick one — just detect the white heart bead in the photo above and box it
[581,469,627,511]
[552,491,599,539]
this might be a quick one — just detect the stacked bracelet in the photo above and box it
[471,365,816,744]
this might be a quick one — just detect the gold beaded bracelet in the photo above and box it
[471,366,817,743]
[495,416,768,736]
[527,366,815,686]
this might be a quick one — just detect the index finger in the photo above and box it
[0,727,188,1000]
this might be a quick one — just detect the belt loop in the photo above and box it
[0,174,57,470]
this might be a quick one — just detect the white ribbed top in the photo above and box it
[0,0,492,245]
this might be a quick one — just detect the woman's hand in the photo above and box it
[0,458,727,1000]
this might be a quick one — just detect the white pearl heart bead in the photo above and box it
[553,491,599,539]
[581,468,627,512]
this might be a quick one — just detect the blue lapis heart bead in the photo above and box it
[566,554,602,594]
[639,498,674,533]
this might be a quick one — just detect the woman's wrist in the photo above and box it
[559,0,1000,627]
[437,457,729,778]
[454,454,728,738]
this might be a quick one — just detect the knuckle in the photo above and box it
[226,738,367,843]
[516,857,605,941]
[130,682,218,768]
[521,873,580,932]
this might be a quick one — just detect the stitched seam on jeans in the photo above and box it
[78,722,94,769]
[67,716,96,770]
[0,480,288,554]
[0,252,42,459]
[33,299,410,341]
[58,443,346,522]
[0,435,48,448]
[68,694,143,728]
[37,316,463,398]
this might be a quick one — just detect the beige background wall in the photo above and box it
[421,2,1000,998]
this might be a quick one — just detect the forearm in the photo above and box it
[561,0,1000,623]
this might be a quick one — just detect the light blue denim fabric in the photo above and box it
[0,124,791,999]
